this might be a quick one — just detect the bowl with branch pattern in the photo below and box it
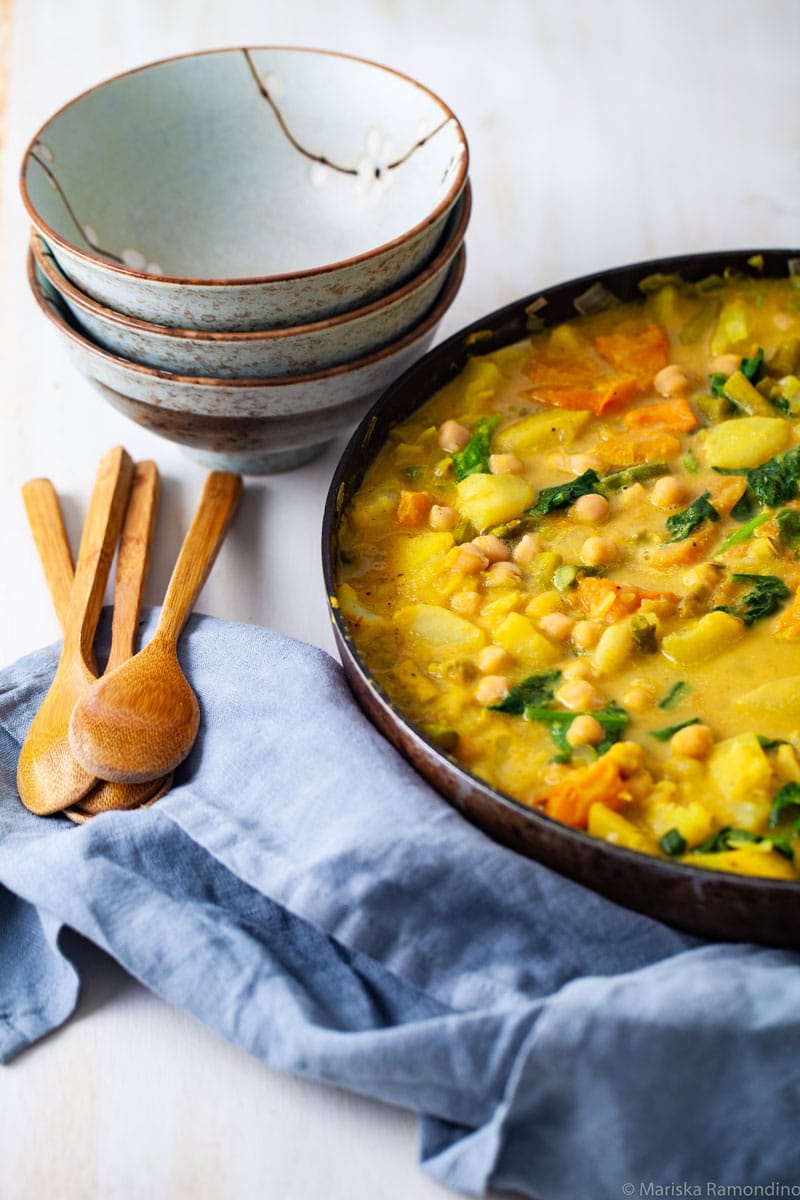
[21,46,468,331]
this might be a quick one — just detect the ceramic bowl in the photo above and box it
[30,183,470,378]
[28,244,465,474]
[21,46,468,331]
[323,248,800,948]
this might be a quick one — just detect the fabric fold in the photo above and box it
[1,611,799,1199]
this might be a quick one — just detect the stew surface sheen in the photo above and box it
[337,269,800,881]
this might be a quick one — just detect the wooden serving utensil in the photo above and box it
[71,460,166,819]
[69,470,243,784]
[17,445,134,815]
[22,464,170,820]
[21,477,76,638]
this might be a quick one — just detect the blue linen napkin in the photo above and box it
[1,610,799,1200]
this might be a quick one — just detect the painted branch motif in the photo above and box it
[241,48,452,187]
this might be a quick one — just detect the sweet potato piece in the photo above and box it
[540,755,631,829]
[624,397,699,433]
[525,376,637,416]
[774,594,800,640]
[650,475,747,568]
[591,430,682,469]
[594,322,670,390]
[572,576,678,623]
[396,490,434,527]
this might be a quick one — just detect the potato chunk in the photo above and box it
[735,675,800,737]
[455,473,535,531]
[660,611,744,665]
[703,416,791,469]
[394,604,486,659]
[494,410,591,456]
[707,733,772,830]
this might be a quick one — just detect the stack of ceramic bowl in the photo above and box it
[22,47,469,473]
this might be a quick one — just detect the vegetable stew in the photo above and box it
[336,266,800,880]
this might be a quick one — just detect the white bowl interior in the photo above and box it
[24,48,466,280]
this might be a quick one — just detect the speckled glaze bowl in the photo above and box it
[324,248,800,948]
[21,46,468,331]
[28,245,465,474]
[30,183,470,378]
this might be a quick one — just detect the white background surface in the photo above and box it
[0,2,797,1197]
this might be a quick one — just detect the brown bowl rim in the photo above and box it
[27,242,466,388]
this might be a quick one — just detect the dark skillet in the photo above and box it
[323,248,800,947]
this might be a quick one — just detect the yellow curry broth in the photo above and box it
[337,273,800,880]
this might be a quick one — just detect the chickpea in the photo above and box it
[566,714,604,748]
[570,492,610,524]
[474,675,511,706]
[682,563,723,592]
[569,453,603,475]
[451,592,482,617]
[539,612,575,642]
[607,741,644,776]
[572,619,603,650]
[485,561,524,585]
[580,536,620,567]
[654,363,690,397]
[710,353,741,376]
[670,723,714,759]
[490,453,524,475]
[556,678,605,711]
[473,534,511,563]
[429,504,457,531]
[618,482,646,508]
[622,684,655,713]
[438,419,471,452]
[477,645,514,673]
[562,658,595,681]
[453,543,490,573]
[650,475,687,510]
[513,533,544,564]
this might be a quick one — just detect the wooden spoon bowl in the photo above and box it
[69,471,242,783]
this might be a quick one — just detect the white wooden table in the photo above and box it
[1,2,797,1196]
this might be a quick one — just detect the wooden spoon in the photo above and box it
[17,445,134,814]
[69,470,242,783]
[22,466,170,820]
[21,477,75,638]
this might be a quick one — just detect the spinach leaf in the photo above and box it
[650,717,700,742]
[659,829,687,856]
[757,735,788,751]
[717,573,791,626]
[665,492,720,542]
[740,347,765,383]
[451,415,500,481]
[691,826,794,861]
[522,702,630,758]
[729,488,757,522]
[769,780,800,828]
[529,469,601,516]
[490,670,561,716]
[746,447,800,507]
[658,680,689,710]
[777,508,800,553]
